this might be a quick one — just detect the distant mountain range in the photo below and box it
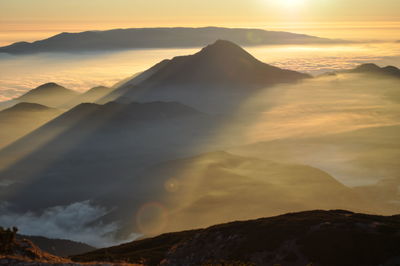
[348,63,400,78]
[0,27,346,54]
[71,210,400,266]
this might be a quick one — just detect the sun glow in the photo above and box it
[280,0,305,6]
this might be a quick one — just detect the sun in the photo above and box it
[281,0,305,6]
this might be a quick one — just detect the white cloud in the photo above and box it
[0,200,138,247]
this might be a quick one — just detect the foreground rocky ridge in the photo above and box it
[72,210,400,266]
[0,228,134,265]
[2,210,400,265]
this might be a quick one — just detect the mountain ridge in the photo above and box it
[0,27,347,54]
[71,210,400,266]
[348,63,400,78]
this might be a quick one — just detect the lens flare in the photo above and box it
[136,202,168,236]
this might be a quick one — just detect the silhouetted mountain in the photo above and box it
[17,82,79,107]
[0,102,55,114]
[0,27,345,54]
[105,40,310,111]
[348,63,400,78]
[72,210,400,266]
[19,235,95,257]
[0,102,61,149]
[141,40,310,86]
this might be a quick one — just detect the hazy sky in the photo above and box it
[0,0,400,44]
[1,0,400,23]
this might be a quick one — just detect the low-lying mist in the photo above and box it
[0,200,138,247]
[1,42,399,101]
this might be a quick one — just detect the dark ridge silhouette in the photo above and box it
[18,235,95,257]
[348,63,400,78]
[17,82,79,107]
[71,210,400,266]
[0,27,346,54]
[106,40,311,111]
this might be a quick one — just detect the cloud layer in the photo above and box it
[1,42,399,101]
[0,200,136,247]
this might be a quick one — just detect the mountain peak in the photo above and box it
[37,82,63,88]
[124,40,309,90]
[195,39,258,62]
[20,82,73,96]
[202,39,246,52]
[17,82,79,107]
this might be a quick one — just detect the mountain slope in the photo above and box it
[229,124,400,214]
[0,101,214,209]
[0,27,344,54]
[73,86,112,103]
[71,210,400,266]
[17,82,79,107]
[19,235,96,257]
[0,228,120,265]
[0,133,379,244]
[0,102,61,149]
[105,151,377,235]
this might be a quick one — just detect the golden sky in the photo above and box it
[0,0,400,44]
